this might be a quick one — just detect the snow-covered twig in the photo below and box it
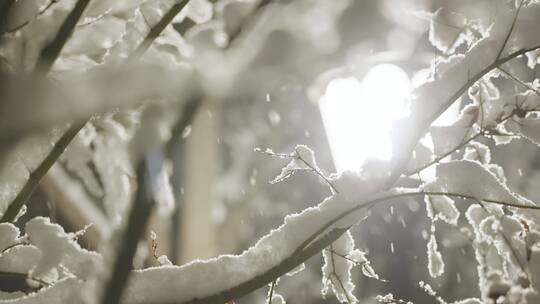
[266,280,277,304]
[407,112,519,176]
[497,66,540,97]
[474,200,531,281]
[327,244,353,303]
[256,146,338,194]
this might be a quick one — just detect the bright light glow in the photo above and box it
[319,63,411,173]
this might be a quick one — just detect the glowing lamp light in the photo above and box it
[319,63,411,173]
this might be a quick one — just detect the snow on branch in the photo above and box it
[122,148,393,303]
[4,1,540,304]
[390,1,540,183]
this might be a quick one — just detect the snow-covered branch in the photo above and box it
[3,1,540,303]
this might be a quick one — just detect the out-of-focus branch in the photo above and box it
[41,164,110,247]
[165,0,276,156]
[164,0,275,153]
[0,121,86,223]
[225,0,272,48]
[0,0,15,35]
[100,154,158,304]
[165,97,202,159]
[129,0,189,60]
[34,0,91,73]
[166,0,275,262]
[0,270,49,291]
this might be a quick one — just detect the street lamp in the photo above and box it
[319,63,411,173]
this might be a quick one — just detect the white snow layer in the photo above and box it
[123,161,393,303]
[425,194,460,225]
[0,218,101,304]
[429,8,472,55]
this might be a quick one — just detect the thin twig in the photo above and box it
[497,66,540,97]
[266,280,277,304]
[256,147,339,194]
[422,191,540,210]
[4,0,58,34]
[1,241,27,253]
[496,0,526,60]
[76,8,111,27]
[409,133,482,176]
[327,244,352,304]
[323,248,365,266]
[407,113,516,176]
[294,147,339,194]
[475,200,530,280]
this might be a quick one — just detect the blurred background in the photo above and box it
[3,0,540,302]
